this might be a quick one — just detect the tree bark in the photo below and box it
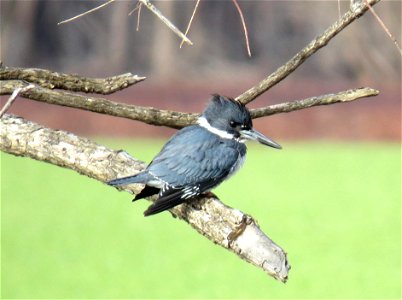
[0,66,145,94]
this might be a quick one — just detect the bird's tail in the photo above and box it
[107,172,149,186]
[143,189,187,216]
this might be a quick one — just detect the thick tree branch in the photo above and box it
[235,0,380,104]
[0,66,145,95]
[0,114,290,282]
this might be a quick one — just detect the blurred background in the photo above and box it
[1,0,401,299]
[1,0,401,139]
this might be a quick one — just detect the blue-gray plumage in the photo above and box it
[108,95,281,216]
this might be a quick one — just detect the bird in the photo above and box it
[108,94,281,216]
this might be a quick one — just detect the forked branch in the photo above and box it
[236,0,380,104]
[0,79,378,129]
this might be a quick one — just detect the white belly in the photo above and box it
[226,154,246,181]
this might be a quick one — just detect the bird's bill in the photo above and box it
[240,129,282,149]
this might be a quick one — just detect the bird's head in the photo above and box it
[198,95,281,149]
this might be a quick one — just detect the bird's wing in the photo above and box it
[143,126,246,216]
[143,179,220,216]
[147,125,244,187]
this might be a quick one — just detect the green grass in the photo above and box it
[1,140,401,299]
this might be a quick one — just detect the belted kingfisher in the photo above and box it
[108,95,281,216]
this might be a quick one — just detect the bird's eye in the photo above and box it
[229,121,236,128]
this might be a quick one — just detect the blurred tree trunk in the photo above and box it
[150,1,176,78]
[108,2,130,73]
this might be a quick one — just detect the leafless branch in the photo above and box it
[0,80,195,129]
[57,0,116,25]
[0,0,381,126]
[0,79,378,129]
[236,0,381,105]
[0,114,289,282]
[128,2,140,16]
[364,0,402,56]
[180,0,200,48]
[128,1,143,31]
[232,0,252,57]
[0,83,35,118]
[136,1,142,31]
[250,88,379,119]
[139,0,193,46]
[0,66,145,95]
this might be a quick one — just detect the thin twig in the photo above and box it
[236,0,381,105]
[364,0,402,56]
[180,0,200,48]
[232,0,251,57]
[139,0,193,45]
[136,2,142,31]
[128,2,140,16]
[58,0,115,25]
[128,2,143,31]
[0,83,34,118]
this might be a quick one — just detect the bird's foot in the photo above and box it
[202,191,217,198]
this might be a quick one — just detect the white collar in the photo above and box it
[197,116,234,139]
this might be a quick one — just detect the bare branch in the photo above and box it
[0,114,290,282]
[236,0,381,105]
[0,66,146,95]
[136,1,142,31]
[180,0,200,48]
[0,79,377,129]
[0,80,197,128]
[139,0,193,46]
[232,0,252,57]
[58,0,116,25]
[0,83,35,118]
[364,0,402,56]
[250,88,379,119]
[0,0,380,127]
[128,1,143,31]
[128,2,141,16]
